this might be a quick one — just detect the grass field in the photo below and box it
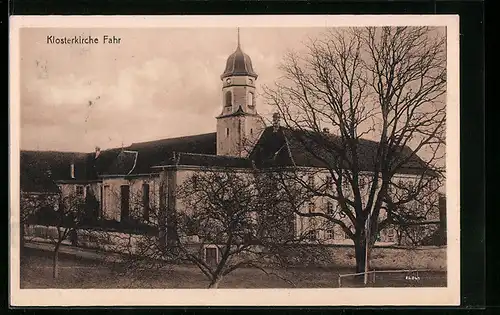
[20,247,447,289]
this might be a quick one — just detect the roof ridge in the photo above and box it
[179,152,250,160]
[129,132,217,147]
[21,150,89,155]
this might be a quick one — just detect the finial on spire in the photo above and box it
[237,27,240,48]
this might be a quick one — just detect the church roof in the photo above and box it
[100,150,138,176]
[250,127,434,176]
[20,149,123,186]
[19,132,217,184]
[20,125,434,193]
[220,38,257,80]
[127,133,217,174]
[20,150,90,182]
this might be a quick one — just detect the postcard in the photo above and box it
[9,14,460,306]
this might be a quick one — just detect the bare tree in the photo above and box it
[108,168,329,289]
[47,193,86,279]
[20,192,59,255]
[263,26,446,274]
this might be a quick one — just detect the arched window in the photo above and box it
[248,92,254,108]
[225,91,232,107]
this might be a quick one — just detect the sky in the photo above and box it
[19,26,446,163]
[20,27,328,152]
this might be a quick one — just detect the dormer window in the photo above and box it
[225,91,232,107]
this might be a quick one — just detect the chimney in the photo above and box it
[70,162,75,179]
[323,127,330,134]
[95,146,101,159]
[272,112,281,132]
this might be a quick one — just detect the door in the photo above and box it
[120,185,130,222]
[205,247,218,265]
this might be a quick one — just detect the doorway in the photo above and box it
[120,185,130,222]
[204,247,218,265]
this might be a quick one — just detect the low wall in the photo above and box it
[24,225,446,271]
[24,225,150,255]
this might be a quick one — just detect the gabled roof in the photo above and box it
[250,127,432,175]
[126,133,217,174]
[19,133,218,187]
[20,150,89,181]
[20,124,433,193]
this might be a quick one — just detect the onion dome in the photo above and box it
[220,29,258,80]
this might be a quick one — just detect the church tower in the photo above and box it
[216,29,265,157]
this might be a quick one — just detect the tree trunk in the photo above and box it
[354,234,367,276]
[53,246,60,279]
[208,276,222,289]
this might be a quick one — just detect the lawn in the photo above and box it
[20,247,446,289]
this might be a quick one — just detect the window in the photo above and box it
[250,128,253,135]
[70,163,75,179]
[142,183,150,221]
[120,185,130,222]
[99,185,104,219]
[326,229,335,240]
[386,228,395,242]
[76,185,85,197]
[308,202,315,213]
[102,185,110,217]
[226,128,230,137]
[307,230,318,242]
[326,202,334,215]
[225,91,232,107]
[248,92,254,108]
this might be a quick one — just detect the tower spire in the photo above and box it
[237,27,240,48]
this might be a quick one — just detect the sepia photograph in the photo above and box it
[9,15,460,306]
